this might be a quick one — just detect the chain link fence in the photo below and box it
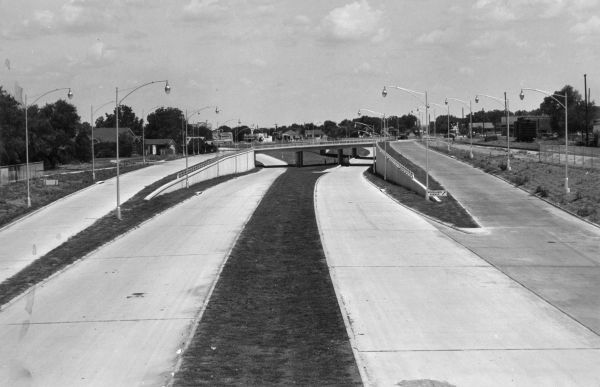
[539,144,600,170]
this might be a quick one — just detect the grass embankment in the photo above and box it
[0,162,148,228]
[174,166,361,386]
[366,146,479,228]
[0,169,257,308]
[432,143,600,225]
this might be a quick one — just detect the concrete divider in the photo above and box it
[374,142,427,196]
[144,150,255,199]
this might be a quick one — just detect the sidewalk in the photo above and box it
[315,166,600,386]
[0,154,216,284]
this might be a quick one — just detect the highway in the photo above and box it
[0,154,216,284]
[315,162,600,386]
[0,167,284,386]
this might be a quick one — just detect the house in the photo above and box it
[281,129,302,141]
[93,127,140,143]
[469,122,495,135]
[144,139,176,155]
[305,129,324,139]
[501,115,551,137]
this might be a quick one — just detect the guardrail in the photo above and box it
[376,143,414,179]
[251,137,390,150]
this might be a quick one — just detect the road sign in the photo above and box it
[427,190,447,197]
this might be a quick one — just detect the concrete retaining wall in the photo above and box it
[375,142,427,197]
[145,150,255,199]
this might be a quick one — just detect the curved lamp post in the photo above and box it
[520,88,569,193]
[187,106,219,155]
[115,80,170,219]
[354,121,375,136]
[24,87,73,207]
[358,108,390,180]
[90,100,114,180]
[183,106,219,188]
[382,85,430,200]
[446,97,473,158]
[475,92,511,170]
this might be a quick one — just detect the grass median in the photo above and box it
[0,168,258,308]
[174,166,362,386]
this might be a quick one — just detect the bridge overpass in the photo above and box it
[248,137,391,166]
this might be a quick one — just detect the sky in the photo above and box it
[1,0,599,128]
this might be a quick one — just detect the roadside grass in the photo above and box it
[174,166,362,386]
[0,169,258,308]
[364,166,479,229]
[258,147,371,166]
[431,143,600,225]
[0,162,148,228]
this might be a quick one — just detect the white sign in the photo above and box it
[427,190,447,197]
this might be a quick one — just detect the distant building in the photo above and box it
[213,131,234,145]
[281,129,302,141]
[93,127,140,143]
[144,139,176,155]
[469,122,495,134]
[501,115,551,137]
[305,129,324,139]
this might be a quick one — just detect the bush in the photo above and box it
[513,175,529,186]
[535,185,548,197]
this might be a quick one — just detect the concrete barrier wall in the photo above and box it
[375,142,427,196]
[145,150,255,199]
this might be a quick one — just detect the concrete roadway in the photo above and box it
[0,154,216,284]
[315,165,600,386]
[0,167,285,386]
[392,140,600,335]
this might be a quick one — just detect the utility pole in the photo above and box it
[585,74,589,145]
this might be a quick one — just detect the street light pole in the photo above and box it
[91,100,113,180]
[475,92,511,170]
[24,87,73,207]
[115,80,170,220]
[446,97,474,158]
[520,87,569,193]
[382,85,430,200]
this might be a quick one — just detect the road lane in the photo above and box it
[0,154,217,284]
[0,167,284,386]
[392,141,600,335]
[315,166,600,386]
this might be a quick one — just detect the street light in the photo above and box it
[183,106,219,188]
[382,85,430,200]
[475,92,511,170]
[359,108,390,179]
[115,80,170,219]
[520,87,569,193]
[24,87,73,207]
[446,97,474,158]
[90,100,113,180]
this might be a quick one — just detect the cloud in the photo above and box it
[458,66,474,76]
[320,0,385,43]
[182,0,228,21]
[468,30,526,51]
[416,28,454,45]
[570,15,600,35]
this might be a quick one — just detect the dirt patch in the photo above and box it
[174,166,362,386]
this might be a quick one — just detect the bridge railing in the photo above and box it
[251,136,392,150]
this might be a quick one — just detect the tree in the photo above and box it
[0,87,25,165]
[96,104,143,135]
[538,85,593,137]
[145,107,184,151]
